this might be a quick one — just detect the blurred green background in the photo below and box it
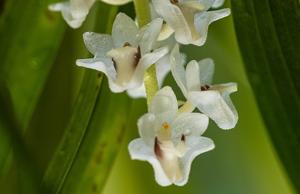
[0,0,297,194]
[104,4,295,194]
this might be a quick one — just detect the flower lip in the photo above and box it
[118,42,141,69]
[107,45,141,86]
[154,123,187,183]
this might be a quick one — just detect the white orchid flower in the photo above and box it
[76,13,168,93]
[49,0,132,28]
[171,45,238,129]
[152,0,230,46]
[128,86,214,186]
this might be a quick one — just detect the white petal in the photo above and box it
[149,2,159,19]
[198,58,215,85]
[155,55,171,87]
[76,58,125,93]
[149,3,175,41]
[154,33,176,51]
[49,2,86,28]
[49,2,66,11]
[76,57,115,78]
[188,90,238,129]
[177,2,203,44]
[128,47,168,89]
[185,60,201,92]
[50,2,68,12]
[127,85,147,98]
[170,44,188,97]
[213,83,238,128]
[83,32,113,57]
[158,24,175,41]
[211,0,225,8]
[128,138,172,186]
[193,0,216,10]
[112,13,139,48]
[171,113,209,140]
[139,18,163,55]
[179,1,205,10]
[62,15,85,29]
[194,8,230,46]
[174,136,214,186]
[101,0,132,5]
[150,86,178,115]
[49,0,95,28]
[152,0,192,45]
[138,113,156,146]
[69,0,95,17]
[211,82,237,94]
[207,8,231,23]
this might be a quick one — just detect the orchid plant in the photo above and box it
[50,0,238,187]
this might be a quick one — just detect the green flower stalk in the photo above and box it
[133,0,159,107]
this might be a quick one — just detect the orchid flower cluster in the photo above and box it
[50,0,238,187]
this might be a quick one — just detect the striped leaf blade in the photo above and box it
[231,0,300,191]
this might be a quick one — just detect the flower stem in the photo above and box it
[133,0,159,107]
[133,0,151,27]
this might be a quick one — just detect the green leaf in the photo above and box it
[0,81,42,194]
[0,81,15,175]
[23,1,114,173]
[41,70,103,194]
[0,0,65,176]
[41,4,119,194]
[231,0,300,191]
[60,81,131,194]
[0,0,65,129]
